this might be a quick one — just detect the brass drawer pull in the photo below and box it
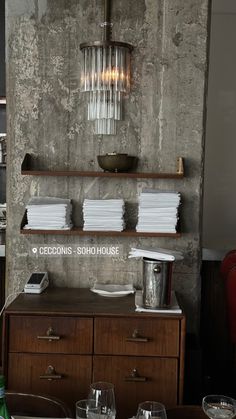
[37,326,61,341]
[39,365,62,380]
[125,368,147,382]
[126,329,149,343]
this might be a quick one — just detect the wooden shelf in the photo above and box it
[20,154,183,237]
[20,212,180,237]
[21,154,184,179]
[20,227,181,237]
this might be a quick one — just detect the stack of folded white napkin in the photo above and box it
[128,247,183,261]
[136,190,181,233]
[24,197,73,230]
[83,199,125,231]
[135,290,182,313]
[0,203,6,229]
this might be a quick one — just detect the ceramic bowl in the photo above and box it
[97,153,137,172]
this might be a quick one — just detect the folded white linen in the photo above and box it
[135,290,182,313]
[24,225,72,230]
[128,247,183,261]
[136,189,181,233]
[136,230,177,234]
[25,196,73,230]
[26,196,71,206]
[83,198,125,231]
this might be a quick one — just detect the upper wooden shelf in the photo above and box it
[20,212,181,237]
[21,154,184,179]
[0,97,6,105]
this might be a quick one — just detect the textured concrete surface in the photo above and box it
[6,0,210,333]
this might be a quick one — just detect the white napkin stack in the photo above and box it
[24,197,73,230]
[0,203,6,229]
[135,290,182,313]
[83,199,125,231]
[128,247,183,261]
[136,190,181,233]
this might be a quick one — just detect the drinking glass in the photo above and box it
[76,399,101,419]
[88,381,116,419]
[202,395,236,419]
[136,401,167,419]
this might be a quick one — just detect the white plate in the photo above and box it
[90,283,135,297]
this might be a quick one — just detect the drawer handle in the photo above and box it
[37,326,61,341]
[40,365,62,380]
[126,329,149,343]
[125,368,147,382]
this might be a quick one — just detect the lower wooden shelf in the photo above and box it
[20,226,181,237]
[20,212,181,237]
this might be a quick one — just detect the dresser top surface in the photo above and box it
[4,287,185,319]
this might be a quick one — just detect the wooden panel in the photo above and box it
[9,316,93,354]
[93,355,178,419]
[3,289,185,417]
[167,406,206,419]
[201,261,233,393]
[0,256,5,365]
[8,353,92,410]
[94,317,179,357]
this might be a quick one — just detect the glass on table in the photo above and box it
[202,395,236,419]
[76,399,101,419]
[88,381,116,419]
[136,401,167,419]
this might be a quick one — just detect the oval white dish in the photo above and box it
[90,283,135,297]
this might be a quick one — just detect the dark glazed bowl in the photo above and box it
[97,153,138,173]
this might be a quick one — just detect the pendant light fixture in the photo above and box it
[80,0,133,135]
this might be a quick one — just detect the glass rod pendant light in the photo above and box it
[80,0,133,135]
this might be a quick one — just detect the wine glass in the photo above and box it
[136,401,167,419]
[202,395,236,419]
[76,399,101,419]
[88,381,116,419]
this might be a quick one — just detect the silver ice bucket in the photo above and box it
[142,258,173,308]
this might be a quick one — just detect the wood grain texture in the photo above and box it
[21,169,184,178]
[9,315,93,354]
[178,317,186,403]
[166,406,206,419]
[8,353,92,408]
[3,289,185,417]
[3,288,185,319]
[93,355,178,418]
[94,317,179,357]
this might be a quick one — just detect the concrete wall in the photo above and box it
[6,0,210,333]
[0,1,6,134]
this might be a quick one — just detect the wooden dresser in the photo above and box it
[2,288,185,418]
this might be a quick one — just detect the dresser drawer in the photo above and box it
[93,355,178,418]
[9,316,93,354]
[8,353,92,407]
[94,317,179,356]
